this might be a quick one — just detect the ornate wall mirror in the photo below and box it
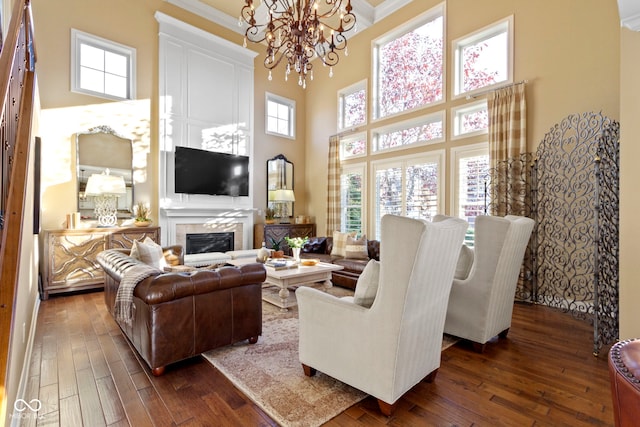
[76,125,133,221]
[267,154,294,219]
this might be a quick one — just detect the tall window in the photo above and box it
[338,80,367,130]
[372,111,444,152]
[452,100,488,138]
[340,164,366,233]
[71,29,136,100]
[453,16,513,97]
[452,144,490,244]
[373,4,444,120]
[266,93,295,138]
[372,152,443,239]
[340,132,367,159]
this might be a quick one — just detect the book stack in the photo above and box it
[265,259,299,270]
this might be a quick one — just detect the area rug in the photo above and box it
[202,289,459,427]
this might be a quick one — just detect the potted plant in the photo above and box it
[134,202,152,227]
[269,237,285,258]
[284,236,309,261]
[265,207,276,224]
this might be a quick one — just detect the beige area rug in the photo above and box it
[202,285,458,427]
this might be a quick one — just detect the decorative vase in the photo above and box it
[256,242,269,263]
[134,220,151,227]
[292,247,301,262]
[272,250,285,258]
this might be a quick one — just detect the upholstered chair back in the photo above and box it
[296,214,468,413]
[444,215,535,348]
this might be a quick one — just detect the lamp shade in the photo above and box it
[273,189,295,202]
[85,171,126,196]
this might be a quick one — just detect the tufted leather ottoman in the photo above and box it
[609,339,640,427]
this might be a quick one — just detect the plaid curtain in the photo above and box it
[326,135,341,233]
[488,83,527,216]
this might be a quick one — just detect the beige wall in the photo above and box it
[32,0,305,232]
[619,28,640,339]
[305,0,620,236]
[28,0,631,344]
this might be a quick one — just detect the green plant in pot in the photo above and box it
[134,202,152,227]
[269,237,285,258]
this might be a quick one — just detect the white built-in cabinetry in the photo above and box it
[155,12,257,249]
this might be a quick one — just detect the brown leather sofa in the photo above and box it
[300,236,380,290]
[609,338,640,427]
[97,246,266,376]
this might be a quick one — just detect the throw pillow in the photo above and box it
[454,244,474,280]
[131,237,167,270]
[344,234,369,260]
[353,259,380,308]
[330,231,356,258]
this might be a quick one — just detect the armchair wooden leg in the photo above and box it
[302,364,316,377]
[472,342,486,353]
[151,366,166,376]
[377,399,398,416]
[425,368,438,383]
[498,328,510,339]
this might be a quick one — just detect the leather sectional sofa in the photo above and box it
[300,236,380,290]
[97,246,266,376]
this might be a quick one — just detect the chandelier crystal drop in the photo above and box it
[240,0,356,88]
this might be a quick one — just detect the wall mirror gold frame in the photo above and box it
[267,154,294,217]
[76,125,133,220]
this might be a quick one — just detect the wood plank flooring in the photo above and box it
[17,290,615,426]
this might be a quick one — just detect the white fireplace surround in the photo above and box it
[161,207,254,252]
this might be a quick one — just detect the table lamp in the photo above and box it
[84,168,126,227]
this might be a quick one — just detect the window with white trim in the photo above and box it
[451,143,490,245]
[372,151,444,240]
[340,132,367,159]
[373,4,444,120]
[266,93,296,138]
[453,16,513,98]
[71,29,136,100]
[338,80,367,130]
[340,163,366,234]
[452,100,488,138]
[372,111,445,153]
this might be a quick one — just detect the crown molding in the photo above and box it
[618,0,640,31]
[164,0,242,34]
[164,0,415,37]
[375,0,414,23]
[621,12,640,31]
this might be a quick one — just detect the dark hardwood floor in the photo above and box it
[18,290,614,426]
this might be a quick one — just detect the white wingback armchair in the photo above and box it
[444,215,534,352]
[296,214,468,416]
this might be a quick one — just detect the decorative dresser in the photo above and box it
[254,223,316,255]
[40,226,160,299]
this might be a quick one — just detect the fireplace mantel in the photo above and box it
[160,207,256,251]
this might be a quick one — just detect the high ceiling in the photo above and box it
[199,0,388,20]
[169,0,413,33]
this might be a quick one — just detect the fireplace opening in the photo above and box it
[186,232,234,254]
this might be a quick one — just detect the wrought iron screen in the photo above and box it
[532,112,619,355]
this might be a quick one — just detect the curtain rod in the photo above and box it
[466,79,529,100]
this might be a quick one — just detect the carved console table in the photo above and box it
[40,226,160,299]
[254,223,316,255]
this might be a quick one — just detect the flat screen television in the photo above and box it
[174,146,249,197]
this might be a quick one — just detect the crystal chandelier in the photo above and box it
[240,0,356,88]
